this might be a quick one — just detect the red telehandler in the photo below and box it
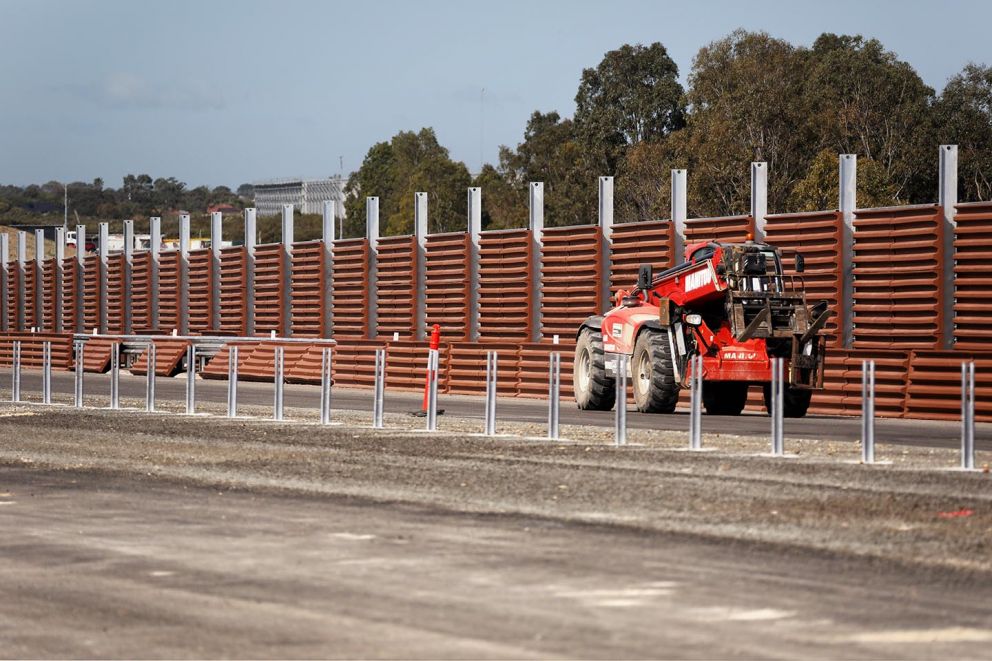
[574,239,831,417]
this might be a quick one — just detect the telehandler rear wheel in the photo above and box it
[631,330,679,413]
[762,384,812,418]
[574,328,616,411]
[703,382,749,416]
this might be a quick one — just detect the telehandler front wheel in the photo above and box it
[762,383,813,418]
[573,328,616,411]
[702,381,749,416]
[631,330,679,413]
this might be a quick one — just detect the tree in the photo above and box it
[933,63,992,201]
[473,164,524,230]
[343,128,472,236]
[789,149,900,211]
[615,139,685,222]
[574,43,685,174]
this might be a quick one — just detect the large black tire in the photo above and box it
[573,328,616,411]
[762,384,813,418]
[631,329,679,413]
[703,381,749,416]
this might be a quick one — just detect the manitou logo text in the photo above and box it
[684,268,712,292]
[725,351,759,360]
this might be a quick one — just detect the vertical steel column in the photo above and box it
[209,212,223,332]
[467,187,482,342]
[547,351,561,440]
[426,348,439,432]
[839,154,857,348]
[372,348,386,428]
[273,344,284,421]
[281,204,294,337]
[861,359,876,463]
[98,222,109,333]
[74,225,86,334]
[74,340,84,407]
[145,343,156,412]
[33,229,44,330]
[484,350,497,436]
[414,193,428,340]
[961,361,976,470]
[751,162,768,241]
[615,354,627,447]
[366,197,379,339]
[42,341,51,404]
[178,214,191,335]
[54,226,65,333]
[227,345,239,417]
[185,344,196,415]
[320,346,333,424]
[598,176,614,314]
[0,234,8,332]
[321,202,334,338]
[939,145,959,349]
[11,340,20,402]
[689,355,703,450]
[671,169,688,264]
[149,216,161,331]
[15,232,25,330]
[528,182,544,342]
[243,208,257,336]
[109,342,120,410]
[122,220,134,334]
[770,358,784,456]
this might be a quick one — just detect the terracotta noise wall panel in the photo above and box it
[130,339,190,377]
[157,251,181,333]
[852,205,943,349]
[5,263,18,330]
[0,333,73,369]
[60,257,77,333]
[608,220,676,297]
[953,202,992,350]
[330,340,385,388]
[375,235,417,339]
[105,253,126,334]
[23,260,37,330]
[186,248,212,334]
[764,210,844,345]
[81,254,101,333]
[290,241,326,338]
[447,342,519,395]
[331,238,369,339]
[516,341,576,400]
[540,225,603,341]
[130,251,153,333]
[200,341,260,380]
[253,244,284,336]
[683,215,755,244]
[218,246,247,335]
[384,340,440,391]
[903,351,992,422]
[424,232,470,341]
[479,229,532,342]
[41,258,58,331]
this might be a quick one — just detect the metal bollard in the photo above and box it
[110,342,120,410]
[547,351,561,440]
[484,351,497,436]
[227,345,239,418]
[615,354,627,446]
[962,361,976,470]
[185,344,196,415]
[274,345,285,421]
[11,341,20,403]
[426,348,439,432]
[372,348,385,428]
[319,347,332,425]
[770,357,785,456]
[74,340,84,408]
[689,355,703,450]
[42,341,52,405]
[145,343,156,412]
[861,359,876,463]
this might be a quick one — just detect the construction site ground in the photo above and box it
[0,373,990,658]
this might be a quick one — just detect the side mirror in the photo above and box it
[794,252,805,274]
[637,263,653,290]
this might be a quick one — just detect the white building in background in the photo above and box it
[252,177,346,217]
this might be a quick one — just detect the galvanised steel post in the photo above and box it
[149,216,161,331]
[11,341,20,403]
[97,222,109,333]
[939,146,959,349]
[961,362,976,470]
[528,182,544,342]
[110,342,120,410]
[366,197,379,340]
[145,343,156,412]
[185,344,196,415]
[281,205,294,337]
[426,348,439,432]
[467,187,482,342]
[178,214,191,335]
[598,176,614,315]
[42,341,51,405]
[689,355,703,450]
[320,203,334,338]
[751,162,768,242]
[771,358,785,456]
[227,345,239,418]
[273,345,285,421]
[484,350,497,436]
[414,193,428,341]
[671,169,688,264]
[372,348,385,428]
[209,212,223,332]
[243,208,257,337]
[123,220,134,334]
[54,227,66,333]
[547,352,561,440]
[73,340,84,407]
[839,154,857,348]
[33,229,44,330]
[861,359,876,464]
[614,354,627,447]
[320,347,332,425]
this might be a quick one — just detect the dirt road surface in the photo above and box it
[0,402,990,658]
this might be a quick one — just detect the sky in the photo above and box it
[1,0,989,189]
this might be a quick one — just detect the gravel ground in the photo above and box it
[0,399,989,576]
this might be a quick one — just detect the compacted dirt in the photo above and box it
[0,402,989,658]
